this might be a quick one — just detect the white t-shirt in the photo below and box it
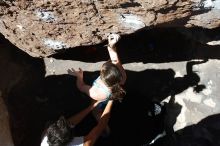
[67,136,84,146]
[41,135,84,146]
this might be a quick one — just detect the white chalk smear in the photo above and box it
[44,39,69,50]
[119,14,145,30]
[36,10,57,22]
[203,0,220,9]
[16,24,24,31]
[203,0,214,8]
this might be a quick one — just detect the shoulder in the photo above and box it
[90,78,110,101]
[89,85,108,101]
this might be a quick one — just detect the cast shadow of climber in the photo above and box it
[51,27,220,63]
[82,59,206,146]
[170,60,207,95]
[147,60,207,145]
[124,60,207,103]
[109,60,206,146]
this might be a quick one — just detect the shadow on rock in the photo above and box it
[149,113,220,146]
[51,27,220,63]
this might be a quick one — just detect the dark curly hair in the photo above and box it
[46,116,73,146]
[100,61,126,102]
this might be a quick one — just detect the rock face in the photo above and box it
[0,94,13,146]
[0,0,220,57]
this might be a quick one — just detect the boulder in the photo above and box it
[0,0,220,57]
